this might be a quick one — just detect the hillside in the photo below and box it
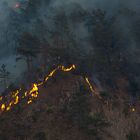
[0,71,140,140]
[0,1,140,139]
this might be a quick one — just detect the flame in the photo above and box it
[14,96,19,105]
[1,64,134,114]
[0,97,2,101]
[131,108,136,112]
[0,64,135,115]
[85,77,102,99]
[12,90,19,98]
[27,100,32,104]
[44,64,76,82]
[45,68,57,81]
[1,104,5,111]
[61,64,76,72]
[6,102,13,111]
[0,65,76,113]
[29,84,38,95]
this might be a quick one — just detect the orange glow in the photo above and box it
[85,77,102,99]
[0,64,101,114]
[132,108,135,112]
[45,68,57,81]
[61,64,76,72]
[0,64,135,116]
[0,97,2,101]
[1,104,5,111]
[6,106,11,111]
[29,84,38,94]
[14,96,19,105]
[6,102,13,112]
[27,100,32,104]
[12,90,19,98]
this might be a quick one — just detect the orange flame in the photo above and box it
[85,77,102,99]
[1,104,5,111]
[0,65,76,113]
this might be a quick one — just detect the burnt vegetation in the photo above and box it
[0,0,140,140]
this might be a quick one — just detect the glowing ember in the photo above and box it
[85,77,102,99]
[0,64,135,116]
[14,96,19,105]
[0,97,2,101]
[61,64,76,72]
[0,64,101,114]
[15,3,20,9]
[132,108,135,112]
[1,104,5,111]
[27,100,32,104]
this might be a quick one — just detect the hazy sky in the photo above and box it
[0,0,139,90]
[53,0,140,12]
[1,0,140,10]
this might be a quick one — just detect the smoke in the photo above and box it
[53,0,140,12]
[0,0,139,90]
[0,0,26,90]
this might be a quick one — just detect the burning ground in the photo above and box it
[0,67,140,140]
[0,0,140,140]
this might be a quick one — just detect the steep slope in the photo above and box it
[0,71,140,140]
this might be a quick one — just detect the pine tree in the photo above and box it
[86,9,124,87]
[16,32,40,81]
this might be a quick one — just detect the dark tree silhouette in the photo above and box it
[0,64,10,89]
[16,32,40,81]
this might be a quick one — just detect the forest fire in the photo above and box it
[0,1,139,138]
[1,104,5,111]
[85,77,102,99]
[0,64,83,114]
[1,63,137,115]
[132,108,135,112]
[27,100,32,104]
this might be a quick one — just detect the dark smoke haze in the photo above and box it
[0,0,139,91]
